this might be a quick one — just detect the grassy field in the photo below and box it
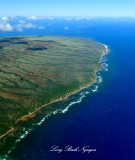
[0,36,105,152]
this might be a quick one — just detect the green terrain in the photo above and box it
[0,36,105,152]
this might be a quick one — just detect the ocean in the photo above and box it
[2,17,135,160]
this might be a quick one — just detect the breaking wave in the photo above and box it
[60,91,90,113]
[91,85,99,92]
[101,63,109,72]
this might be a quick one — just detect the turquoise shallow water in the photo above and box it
[2,18,135,160]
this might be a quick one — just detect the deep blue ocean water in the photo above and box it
[1,18,135,160]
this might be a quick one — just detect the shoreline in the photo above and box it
[0,128,16,140]
[0,43,109,140]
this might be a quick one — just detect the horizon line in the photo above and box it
[0,15,135,18]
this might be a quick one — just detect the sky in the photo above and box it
[0,0,135,17]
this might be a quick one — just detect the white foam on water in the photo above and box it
[80,91,90,96]
[37,114,50,126]
[61,91,88,113]
[101,63,109,72]
[4,128,33,158]
[91,85,99,92]
[97,75,103,83]
[5,115,52,158]
[52,110,59,115]
[101,57,107,63]
[15,129,32,143]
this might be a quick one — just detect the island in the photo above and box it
[0,36,107,154]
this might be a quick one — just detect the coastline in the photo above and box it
[16,42,109,123]
[0,43,109,141]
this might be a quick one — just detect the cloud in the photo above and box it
[24,23,35,28]
[75,16,98,21]
[75,16,85,21]
[38,26,45,30]
[64,27,69,30]
[0,19,14,32]
[27,16,45,20]
[0,16,46,32]
[65,17,72,21]
[15,22,36,31]
[15,21,45,32]
[0,23,13,32]
[47,16,54,20]
[15,25,23,32]
[18,19,25,24]
[27,16,37,20]
[1,16,9,21]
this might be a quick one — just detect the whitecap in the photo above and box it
[85,91,90,95]
[15,128,32,143]
[91,85,99,92]
[37,115,49,126]
[97,75,103,83]
[52,110,59,115]
[61,92,87,113]
[101,57,107,63]
[80,91,90,96]
[101,63,109,72]
[6,128,32,156]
